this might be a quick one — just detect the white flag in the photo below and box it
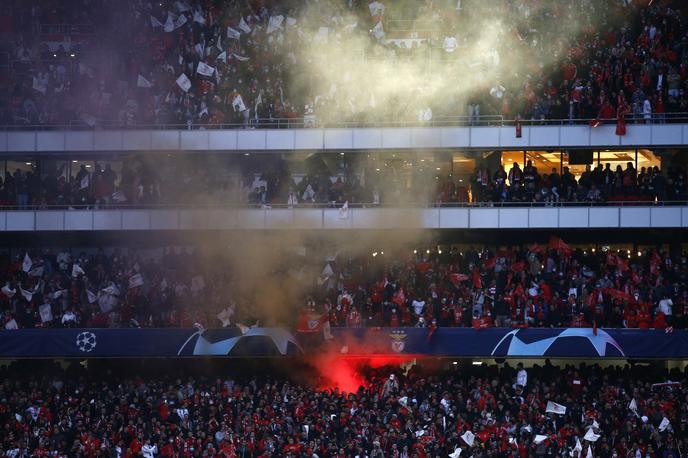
[285,16,297,27]
[164,12,175,32]
[2,283,16,298]
[176,73,191,92]
[533,435,548,444]
[196,62,215,77]
[583,428,600,442]
[572,438,583,456]
[585,445,593,458]
[628,398,637,412]
[178,54,184,65]
[19,286,33,302]
[371,21,385,40]
[226,27,241,40]
[174,1,191,12]
[232,53,249,61]
[72,264,85,278]
[137,75,153,88]
[267,15,284,34]
[217,307,234,327]
[151,15,163,27]
[338,201,349,220]
[193,9,205,24]
[174,14,187,29]
[28,264,44,278]
[52,289,67,300]
[449,448,462,458]
[231,94,246,112]
[216,51,227,62]
[461,431,475,447]
[398,396,408,407]
[5,319,18,330]
[546,401,567,415]
[86,290,98,303]
[22,253,32,272]
[322,264,334,277]
[239,17,251,33]
[39,303,53,322]
[129,273,144,289]
[658,417,671,432]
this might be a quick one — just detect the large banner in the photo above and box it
[0,327,685,358]
[0,327,302,358]
[331,327,688,358]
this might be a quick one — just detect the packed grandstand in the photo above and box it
[1,1,688,457]
[0,158,685,208]
[0,360,685,457]
[1,0,687,127]
[1,239,684,331]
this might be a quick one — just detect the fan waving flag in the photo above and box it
[22,253,32,273]
[196,62,215,77]
[549,236,572,256]
[545,401,567,415]
[449,273,469,285]
[338,201,349,220]
[176,74,192,92]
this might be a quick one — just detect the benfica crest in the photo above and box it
[390,330,407,353]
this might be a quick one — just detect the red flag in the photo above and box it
[604,288,635,303]
[650,251,661,275]
[549,236,572,257]
[484,257,497,270]
[392,288,406,306]
[449,273,469,285]
[472,268,482,289]
[511,261,526,272]
[427,323,438,342]
[416,262,432,274]
[529,243,542,254]
[296,310,326,333]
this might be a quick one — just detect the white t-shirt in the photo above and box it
[412,300,425,316]
[517,369,528,387]
[658,298,673,316]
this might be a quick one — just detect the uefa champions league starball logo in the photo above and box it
[76,332,97,353]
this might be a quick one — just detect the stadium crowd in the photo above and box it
[0,160,685,209]
[0,360,685,457]
[1,238,686,331]
[1,0,688,127]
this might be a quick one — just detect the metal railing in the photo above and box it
[2,113,688,131]
[0,200,683,211]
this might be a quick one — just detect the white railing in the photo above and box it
[0,205,685,231]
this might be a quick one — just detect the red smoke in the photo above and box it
[309,353,419,394]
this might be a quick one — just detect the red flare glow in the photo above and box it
[309,353,420,394]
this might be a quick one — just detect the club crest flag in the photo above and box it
[197,62,215,77]
[546,401,567,415]
[176,74,191,92]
